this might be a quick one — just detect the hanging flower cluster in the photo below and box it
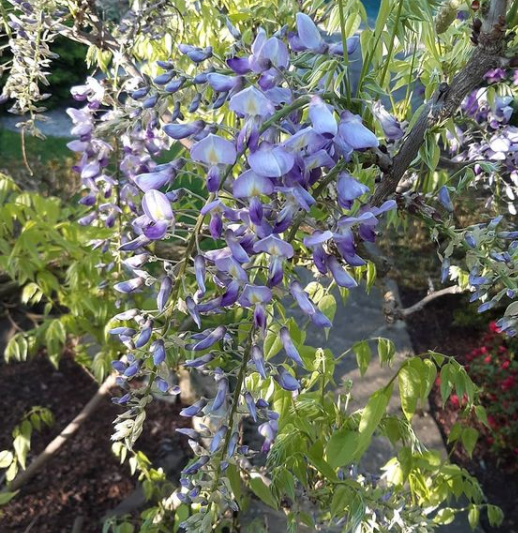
[0,0,61,136]
[67,12,401,530]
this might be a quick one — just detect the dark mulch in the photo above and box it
[0,352,191,533]
[400,286,518,533]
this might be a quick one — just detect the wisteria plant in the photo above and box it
[1,0,518,531]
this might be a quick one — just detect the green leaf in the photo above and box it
[0,491,18,506]
[398,365,420,420]
[325,429,359,468]
[353,341,372,377]
[264,323,283,360]
[249,475,278,510]
[487,505,504,527]
[434,508,456,525]
[378,338,395,366]
[440,363,454,404]
[307,440,338,481]
[5,334,28,362]
[357,384,393,455]
[330,485,350,518]
[13,420,32,470]
[474,405,489,428]
[461,427,478,458]
[0,450,13,469]
[226,463,242,504]
[468,505,480,530]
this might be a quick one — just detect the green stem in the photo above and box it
[379,0,405,90]
[337,0,353,105]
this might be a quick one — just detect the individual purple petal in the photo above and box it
[438,186,454,212]
[327,256,357,288]
[225,230,250,263]
[230,86,274,118]
[186,296,202,328]
[155,377,169,393]
[309,96,337,137]
[135,322,153,348]
[328,35,360,56]
[258,421,276,452]
[144,220,169,241]
[313,245,329,275]
[244,392,257,422]
[275,366,300,391]
[251,344,267,379]
[190,134,237,166]
[303,230,333,247]
[290,281,316,316]
[190,326,227,351]
[254,304,268,331]
[183,455,210,476]
[337,172,370,208]
[124,361,140,377]
[163,120,206,140]
[260,37,290,70]
[233,170,274,198]
[134,170,172,192]
[119,235,151,252]
[209,425,228,453]
[311,311,332,328]
[114,277,145,293]
[371,199,397,216]
[185,353,214,368]
[154,71,175,85]
[178,44,212,63]
[152,339,166,365]
[109,327,137,337]
[248,143,295,177]
[220,280,240,307]
[239,284,272,307]
[180,399,207,417]
[227,432,239,458]
[291,13,327,53]
[253,235,294,258]
[194,255,206,296]
[165,77,186,94]
[338,111,379,150]
[142,190,173,222]
[206,165,221,193]
[249,196,264,225]
[211,378,229,411]
[268,256,284,287]
[304,149,336,171]
[157,276,173,311]
[207,73,239,92]
[283,127,327,153]
[372,101,404,141]
[280,327,303,366]
[176,428,200,441]
[227,56,252,74]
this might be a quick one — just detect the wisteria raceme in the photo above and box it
[61,12,495,531]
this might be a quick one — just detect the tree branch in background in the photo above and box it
[372,0,509,206]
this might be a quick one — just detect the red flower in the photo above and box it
[484,355,492,364]
[450,393,460,408]
[501,376,516,391]
[502,360,510,370]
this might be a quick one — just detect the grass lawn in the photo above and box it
[0,127,71,164]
